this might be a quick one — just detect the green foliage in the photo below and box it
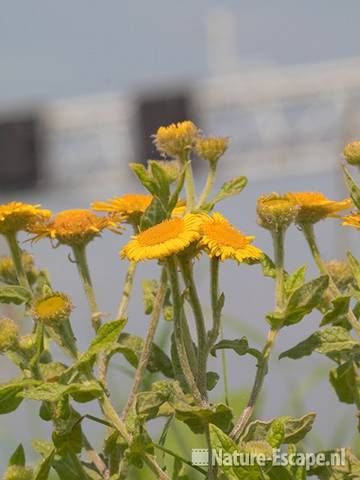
[204,176,248,210]
[0,285,32,305]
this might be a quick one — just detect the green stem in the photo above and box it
[6,232,31,291]
[183,155,196,211]
[230,228,286,440]
[179,258,208,399]
[166,256,203,405]
[220,325,230,407]
[197,164,216,208]
[117,260,137,319]
[68,450,92,479]
[72,244,100,331]
[301,223,360,338]
[208,257,221,346]
[153,443,206,476]
[121,268,168,419]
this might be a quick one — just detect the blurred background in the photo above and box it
[1,0,360,476]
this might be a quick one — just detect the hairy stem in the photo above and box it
[121,268,167,419]
[197,164,216,208]
[117,260,137,319]
[6,232,31,291]
[167,256,203,405]
[72,244,101,331]
[301,222,360,338]
[231,229,285,440]
[183,155,196,211]
[179,257,208,400]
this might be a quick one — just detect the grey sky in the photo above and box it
[1,1,360,103]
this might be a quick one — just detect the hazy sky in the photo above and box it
[1,0,360,103]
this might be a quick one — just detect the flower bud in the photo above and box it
[343,141,360,165]
[0,317,19,353]
[154,121,199,158]
[0,251,38,286]
[257,193,298,232]
[195,136,229,166]
[18,334,37,357]
[4,465,33,480]
[32,292,73,325]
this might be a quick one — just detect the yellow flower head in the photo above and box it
[0,317,19,353]
[29,209,120,246]
[199,213,263,263]
[195,136,229,165]
[343,141,360,165]
[154,121,199,158]
[0,202,51,236]
[121,214,203,261]
[32,292,73,325]
[257,193,298,231]
[92,194,152,222]
[289,192,352,224]
[342,213,360,231]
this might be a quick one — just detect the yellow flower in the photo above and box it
[4,465,33,480]
[32,292,73,325]
[154,121,199,158]
[342,213,360,230]
[0,317,19,353]
[343,141,360,165]
[199,213,263,263]
[92,194,186,221]
[92,194,152,222]
[289,192,352,224]
[0,202,51,235]
[121,214,203,261]
[195,136,229,165]
[29,209,120,246]
[257,193,298,231]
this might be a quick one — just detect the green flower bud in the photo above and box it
[195,136,229,166]
[4,465,33,480]
[343,141,360,165]
[0,317,19,353]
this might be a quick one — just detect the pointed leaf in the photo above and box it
[9,444,25,467]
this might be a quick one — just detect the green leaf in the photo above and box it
[111,332,174,379]
[211,337,262,362]
[19,381,103,403]
[209,424,262,479]
[267,466,293,480]
[0,382,26,414]
[205,176,248,210]
[149,161,171,204]
[320,296,351,327]
[33,449,55,480]
[308,448,360,479]
[241,413,316,444]
[0,285,31,305]
[206,371,220,391]
[347,251,360,288]
[140,197,168,230]
[279,326,359,360]
[268,275,329,327]
[329,362,358,405]
[266,419,285,448]
[343,165,360,210]
[9,444,26,467]
[175,403,233,434]
[77,318,127,367]
[284,265,307,297]
[129,163,157,196]
[260,254,277,279]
